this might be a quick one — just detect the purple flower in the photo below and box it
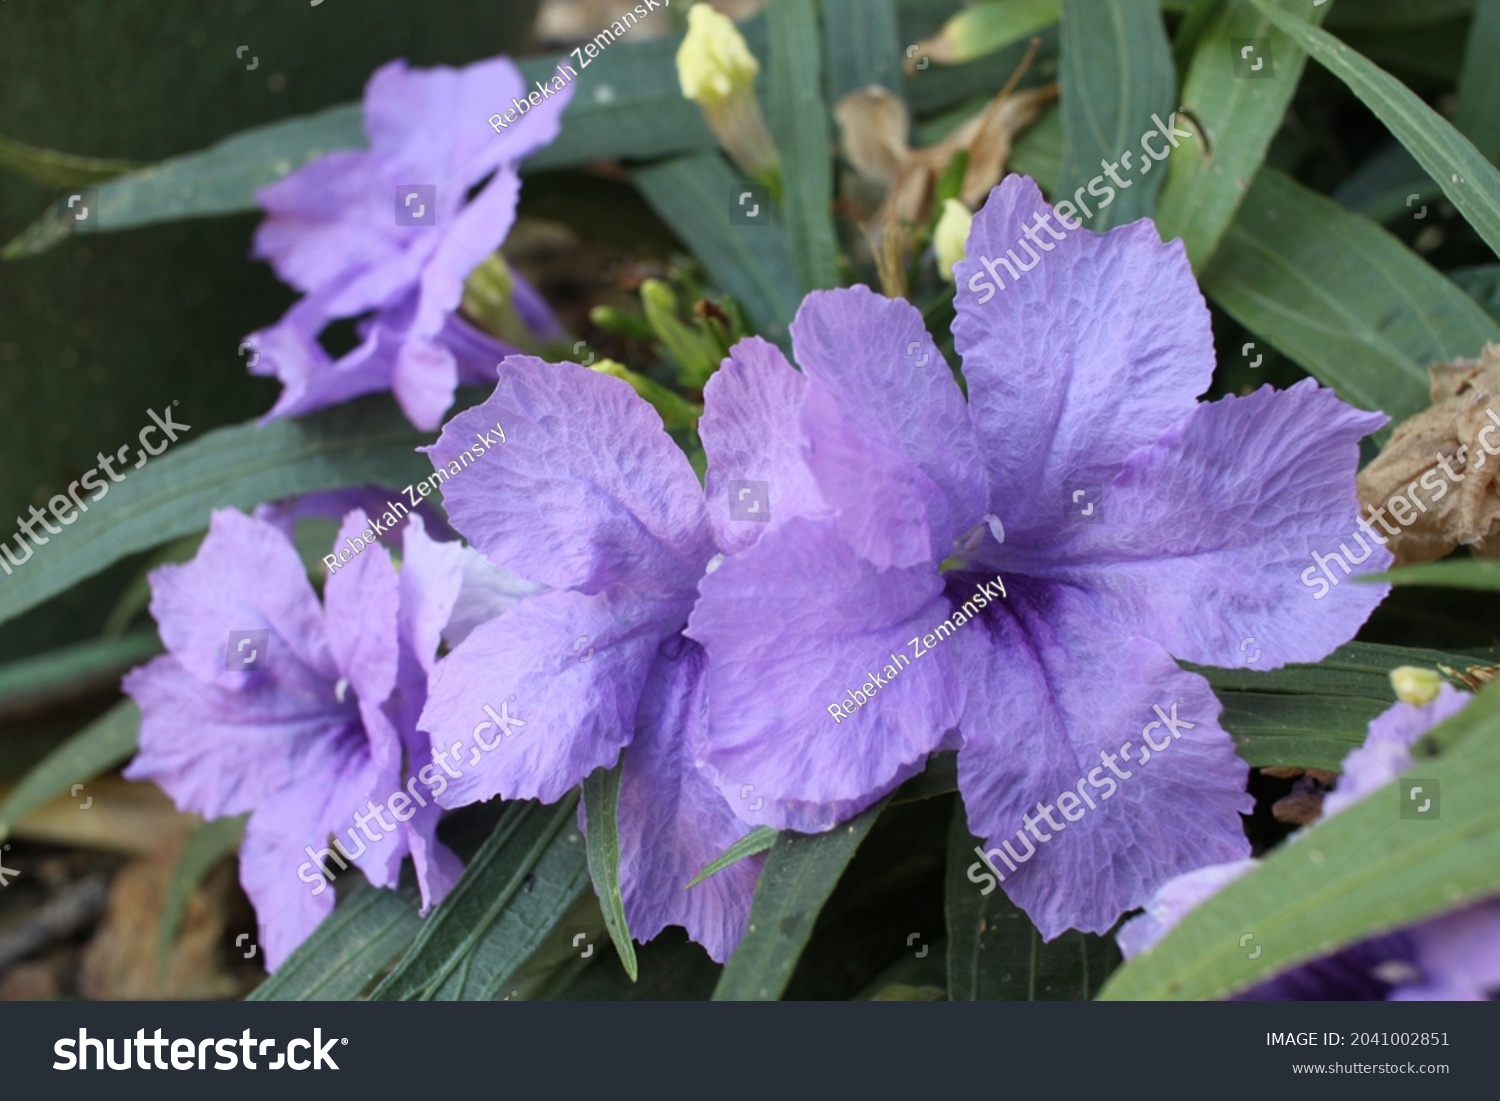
[416,349,824,960]
[686,175,1390,938]
[1119,686,1500,1000]
[123,507,465,969]
[247,58,571,430]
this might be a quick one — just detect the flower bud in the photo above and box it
[933,198,972,283]
[1390,666,1444,706]
[676,4,780,187]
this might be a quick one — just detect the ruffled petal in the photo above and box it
[955,579,1252,938]
[954,175,1214,543]
[687,517,963,830]
[791,287,986,568]
[426,358,714,595]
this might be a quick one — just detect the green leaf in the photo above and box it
[1451,263,1500,323]
[766,0,841,292]
[1198,641,1489,770]
[1008,105,1064,193]
[1326,0,1476,30]
[3,105,363,259]
[713,799,887,1001]
[0,700,138,842]
[1368,559,1500,591]
[157,815,246,979]
[0,394,432,630]
[370,797,590,1001]
[945,802,1118,999]
[0,132,138,188]
[1155,0,1332,269]
[248,882,423,1002]
[1202,168,1500,427]
[1056,0,1176,230]
[633,154,804,345]
[1252,0,1500,260]
[913,0,1060,65]
[582,759,638,982]
[823,0,904,102]
[0,632,159,718]
[685,825,778,889]
[1101,679,1500,1000]
[1453,0,1500,164]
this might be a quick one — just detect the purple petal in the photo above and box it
[611,639,762,962]
[956,580,1252,938]
[441,550,549,650]
[427,358,714,596]
[1323,685,1471,817]
[1020,381,1391,669]
[1117,859,1256,959]
[687,518,962,830]
[791,287,987,568]
[145,509,332,691]
[700,336,827,555]
[954,176,1214,544]
[420,587,688,806]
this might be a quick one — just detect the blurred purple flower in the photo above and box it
[685,175,1390,939]
[246,58,571,430]
[416,349,824,961]
[123,508,465,969]
[1119,686,1500,1000]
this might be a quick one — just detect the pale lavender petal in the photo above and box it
[1117,859,1256,959]
[956,580,1252,938]
[441,549,548,650]
[1323,685,1471,817]
[700,336,826,555]
[687,518,962,830]
[1410,900,1500,995]
[145,509,332,691]
[420,587,687,806]
[427,358,714,595]
[612,639,762,962]
[954,176,1214,544]
[1012,382,1390,669]
[791,287,986,568]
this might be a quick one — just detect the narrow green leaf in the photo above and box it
[582,759,638,982]
[1451,263,1500,323]
[1101,680,1500,1000]
[713,799,886,1001]
[685,825,778,888]
[1199,641,1490,770]
[945,802,1118,1000]
[823,0,904,102]
[1156,0,1332,269]
[1453,0,1500,164]
[1368,558,1500,591]
[913,0,1060,66]
[1008,105,1063,193]
[1202,168,1500,427]
[157,815,247,978]
[0,394,432,629]
[1057,0,1176,230]
[370,797,589,1001]
[0,700,139,841]
[0,632,160,718]
[766,0,841,292]
[633,154,804,345]
[248,882,423,1001]
[0,132,138,187]
[1253,0,1500,260]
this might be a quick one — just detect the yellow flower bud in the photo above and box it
[933,199,972,283]
[675,3,779,187]
[677,4,760,108]
[1390,666,1443,706]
